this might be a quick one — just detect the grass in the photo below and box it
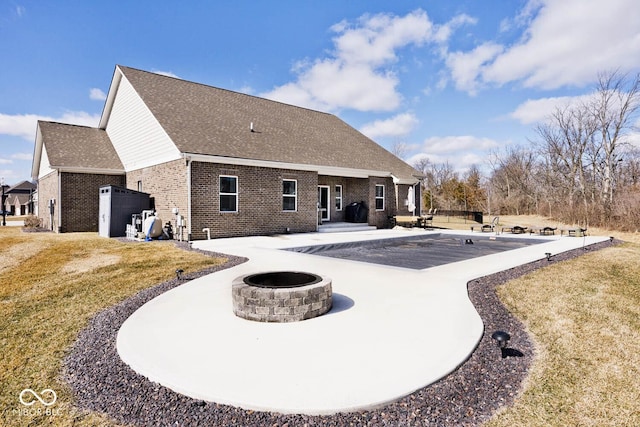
[0,228,226,426]
[1,218,639,426]
[486,242,640,427]
[435,214,640,426]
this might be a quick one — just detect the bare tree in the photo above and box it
[591,70,640,216]
[391,140,410,159]
[412,157,434,210]
[535,101,598,216]
[487,146,539,215]
[463,165,486,211]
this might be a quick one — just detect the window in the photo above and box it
[335,185,343,210]
[375,184,385,210]
[137,180,143,192]
[219,175,238,212]
[283,179,297,211]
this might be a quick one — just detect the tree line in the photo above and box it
[409,70,640,231]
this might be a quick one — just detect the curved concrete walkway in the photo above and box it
[116,229,608,415]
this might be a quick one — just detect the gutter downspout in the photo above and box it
[391,175,400,215]
[57,170,62,233]
[186,155,192,242]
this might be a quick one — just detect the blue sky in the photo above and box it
[1,0,639,185]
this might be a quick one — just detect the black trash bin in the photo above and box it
[354,201,368,223]
[345,201,368,223]
[345,202,358,222]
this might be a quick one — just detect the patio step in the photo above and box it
[318,222,377,233]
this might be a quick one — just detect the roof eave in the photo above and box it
[182,153,394,179]
[31,123,44,180]
[53,166,126,175]
[98,65,124,129]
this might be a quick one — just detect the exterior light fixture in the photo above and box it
[545,252,552,261]
[491,330,511,358]
[176,269,184,280]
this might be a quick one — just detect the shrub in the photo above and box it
[23,214,41,228]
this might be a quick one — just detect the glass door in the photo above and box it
[318,186,330,221]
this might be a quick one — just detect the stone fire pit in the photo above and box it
[232,271,332,322]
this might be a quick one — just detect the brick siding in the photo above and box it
[59,172,125,232]
[36,172,59,231]
[38,161,403,237]
[190,162,318,239]
[369,177,397,228]
[126,159,189,238]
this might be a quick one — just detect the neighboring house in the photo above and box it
[32,65,423,239]
[8,194,29,216]
[2,180,36,216]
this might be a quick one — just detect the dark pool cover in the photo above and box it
[285,234,543,270]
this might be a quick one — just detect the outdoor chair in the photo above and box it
[502,225,528,234]
[481,216,499,232]
[530,226,557,235]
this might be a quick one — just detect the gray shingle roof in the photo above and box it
[118,66,421,181]
[38,122,124,171]
[7,180,36,193]
[8,193,30,206]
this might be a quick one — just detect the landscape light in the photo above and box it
[545,252,552,261]
[176,269,184,280]
[491,330,511,359]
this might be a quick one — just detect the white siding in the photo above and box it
[38,145,54,178]
[105,74,180,171]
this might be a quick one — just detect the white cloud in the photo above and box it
[405,135,501,174]
[446,0,640,93]
[263,9,470,112]
[90,88,107,101]
[331,10,435,67]
[421,135,499,154]
[433,14,476,43]
[444,42,503,95]
[509,96,576,124]
[509,92,611,124]
[11,152,33,161]
[0,111,101,141]
[238,85,255,95]
[627,131,640,148]
[152,70,180,79]
[406,151,485,174]
[0,158,12,165]
[360,113,419,139]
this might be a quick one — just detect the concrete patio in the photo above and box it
[116,228,608,415]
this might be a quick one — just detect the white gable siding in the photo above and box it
[38,145,54,178]
[105,74,180,171]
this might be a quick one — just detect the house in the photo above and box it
[32,65,423,239]
[1,180,36,216]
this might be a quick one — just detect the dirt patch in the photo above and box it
[0,241,51,273]
[61,251,121,275]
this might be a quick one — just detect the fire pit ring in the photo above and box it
[232,271,332,322]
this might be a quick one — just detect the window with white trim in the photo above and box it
[219,175,238,212]
[375,184,385,210]
[335,185,343,210]
[283,179,297,211]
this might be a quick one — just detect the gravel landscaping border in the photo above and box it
[63,238,616,426]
